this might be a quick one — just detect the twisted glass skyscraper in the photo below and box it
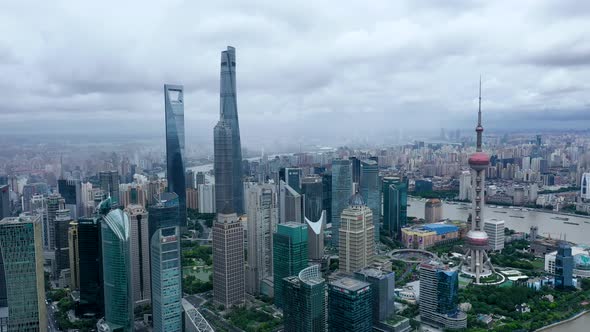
[214,46,244,215]
[164,84,186,225]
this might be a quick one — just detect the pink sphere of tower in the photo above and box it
[468,152,490,170]
[466,230,489,247]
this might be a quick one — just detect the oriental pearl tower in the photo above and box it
[461,78,496,284]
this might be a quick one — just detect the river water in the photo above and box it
[542,312,590,332]
[407,198,590,246]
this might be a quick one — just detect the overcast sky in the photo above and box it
[1,0,589,148]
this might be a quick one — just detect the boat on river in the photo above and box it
[564,221,580,226]
[552,216,569,221]
[493,211,507,214]
[510,215,525,219]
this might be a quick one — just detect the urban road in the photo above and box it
[47,302,62,332]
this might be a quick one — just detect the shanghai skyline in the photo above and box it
[0,0,589,149]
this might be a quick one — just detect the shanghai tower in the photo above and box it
[214,46,244,215]
[164,84,187,225]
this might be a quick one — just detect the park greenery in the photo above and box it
[224,306,282,332]
[489,240,539,271]
[458,284,590,331]
[183,274,213,294]
[181,243,213,266]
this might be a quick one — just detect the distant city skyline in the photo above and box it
[1,1,589,143]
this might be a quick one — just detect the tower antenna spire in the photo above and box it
[475,76,483,152]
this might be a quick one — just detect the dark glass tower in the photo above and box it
[283,265,326,332]
[331,159,352,246]
[216,46,244,215]
[164,84,187,226]
[273,223,308,309]
[99,171,120,207]
[360,160,380,240]
[76,216,103,317]
[555,242,573,289]
[328,277,373,332]
[382,177,408,239]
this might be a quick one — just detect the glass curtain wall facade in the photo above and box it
[0,215,47,332]
[219,46,244,215]
[360,160,380,240]
[273,223,308,309]
[101,209,132,331]
[77,216,103,316]
[99,171,120,207]
[164,84,187,226]
[328,277,372,332]
[331,159,352,246]
[283,265,326,332]
[148,193,182,331]
[382,177,408,239]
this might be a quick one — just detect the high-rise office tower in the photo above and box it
[53,209,72,284]
[212,213,245,307]
[119,183,147,209]
[196,172,206,186]
[58,178,83,219]
[99,170,120,206]
[419,261,466,329]
[164,84,187,225]
[322,173,332,227]
[186,187,198,210]
[328,277,372,332]
[360,160,380,240]
[279,181,303,224]
[22,182,48,212]
[461,80,495,284]
[77,216,103,316]
[214,120,235,214]
[281,168,302,194]
[0,215,47,332]
[198,184,215,213]
[339,194,374,273]
[581,173,590,200]
[246,184,277,295]
[101,209,133,331]
[68,220,80,290]
[215,46,244,215]
[302,176,323,222]
[46,193,65,250]
[484,219,505,251]
[350,157,361,184]
[382,177,408,239]
[302,176,325,261]
[125,204,151,307]
[555,242,574,289]
[458,171,471,201]
[0,185,9,219]
[185,169,196,189]
[424,198,443,223]
[331,159,352,246]
[148,193,182,332]
[283,265,326,332]
[354,268,395,323]
[273,222,308,309]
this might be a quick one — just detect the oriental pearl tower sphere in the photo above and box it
[462,78,496,284]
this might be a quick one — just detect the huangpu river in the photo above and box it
[407,198,590,246]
